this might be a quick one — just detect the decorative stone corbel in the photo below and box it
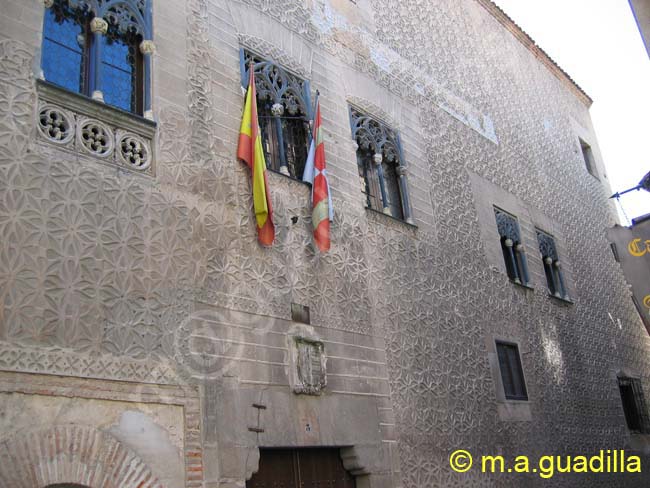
[139,40,156,55]
[270,103,285,117]
[90,17,109,35]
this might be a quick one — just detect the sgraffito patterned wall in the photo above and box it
[1,0,650,487]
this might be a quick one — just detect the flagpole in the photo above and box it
[309,90,320,142]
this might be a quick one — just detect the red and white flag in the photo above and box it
[302,97,333,252]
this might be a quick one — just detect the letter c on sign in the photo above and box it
[628,238,648,257]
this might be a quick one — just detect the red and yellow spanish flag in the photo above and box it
[302,97,333,252]
[237,66,275,246]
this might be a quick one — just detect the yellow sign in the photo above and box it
[628,238,650,257]
[644,295,650,311]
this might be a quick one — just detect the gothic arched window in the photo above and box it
[240,49,312,179]
[349,106,413,223]
[536,229,569,300]
[41,0,153,117]
[494,208,531,286]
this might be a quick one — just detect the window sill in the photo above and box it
[587,171,601,181]
[267,168,311,187]
[548,293,573,305]
[510,280,534,291]
[35,79,156,175]
[496,400,532,422]
[36,80,156,134]
[503,397,530,403]
[365,206,417,229]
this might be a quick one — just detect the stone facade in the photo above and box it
[1,0,649,487]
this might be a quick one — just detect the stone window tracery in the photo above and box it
[349,105,413,224]
[536,230,569,300]
[41,0,153,118]
[240,49,312,179]
[494,208,530,286]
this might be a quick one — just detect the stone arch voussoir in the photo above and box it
[0,424,165,488]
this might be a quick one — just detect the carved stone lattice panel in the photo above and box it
[244,50,310,116]
[537,230,559,261]
[35,81,155,175]
[494,208,521,243]
[349,105,401,163]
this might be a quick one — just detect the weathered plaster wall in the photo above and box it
[1,0,650,487]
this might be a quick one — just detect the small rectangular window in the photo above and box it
[618,377,650,434]
[496,341,528,401]
[579,138,598,178]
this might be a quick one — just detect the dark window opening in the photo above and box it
[496,341,528,401]
[258,99,310,178]
[580,138,598,178]
[618,377,650,434]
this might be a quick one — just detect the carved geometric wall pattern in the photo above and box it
[1,0,649,486]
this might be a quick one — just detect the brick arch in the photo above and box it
[0,425,165,488]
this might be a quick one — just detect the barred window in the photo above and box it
[536,230,569,300]
[349,106,411,222]
[41,0,153,117]
[494,208,530,286]
[240,50,312,180]
[496,341,528,401]
[618,376,650,434]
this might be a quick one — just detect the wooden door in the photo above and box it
[247,448,356,488]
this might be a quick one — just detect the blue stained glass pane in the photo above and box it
[42,8,85,94]
[101,36,136,112]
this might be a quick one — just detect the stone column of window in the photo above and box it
[140,40,155,119]
[271,102,290,175]
[515,244,530,286]
[505,239,521,284]
[396,165,414,224]
[90,17,108,102]
[373,153,391,215]
[554,261,568,299]
[40,0,55,81]
[544,257,561,297]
